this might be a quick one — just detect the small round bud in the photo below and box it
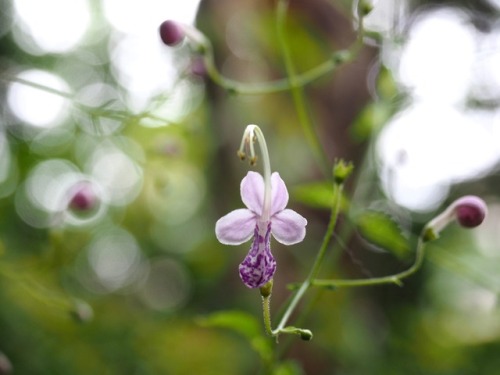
[159,20,185,46]
[359,0,374,16]
[299,329,313,341]
[69,182,97,211]
[333,159,354,184]
[453,195,487,228]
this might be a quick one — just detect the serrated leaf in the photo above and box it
[356,211,410,259]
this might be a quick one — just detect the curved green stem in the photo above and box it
[202,42,353,95]
[311,236,427,289]
[196,1,366,97]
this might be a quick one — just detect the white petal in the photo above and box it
[240,171,264,216]
[271,209,307,245]
[215,209,256,245]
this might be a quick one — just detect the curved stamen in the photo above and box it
[239,125,272,222]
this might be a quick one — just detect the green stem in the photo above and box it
[262,294,274,337]
[0,75,170,124]
[195,1,366,97]
[202,43,352,95]
[273,181,344,335]
[275,0,330,176]
[311,236,427,289]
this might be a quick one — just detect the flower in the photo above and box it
[216,171,307,288]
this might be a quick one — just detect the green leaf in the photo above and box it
[292,182,334,210]
[292,182,348,211]
[356,211,410,259]
[196,310,261,339]
[196,310,273,361]
[350,102,392,142]
[273,360,304,375]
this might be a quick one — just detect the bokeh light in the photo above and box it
[377,103,499,211]
[84,227,145,293]
[12,0,91,54]
[104,0,201,113]
[74,82,125,135]
[377,6,500,211]
[145,163,205,225]
[102,0,200,35]
[138,258,191,311]
[88,142,144,206]
[397,7,475,104]
[7,69,70,129]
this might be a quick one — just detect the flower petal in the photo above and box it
[241,171,264,216]
[239,223,276,288]
[271,209,307,245]
[215,209,256,245]
[270,172,289,215]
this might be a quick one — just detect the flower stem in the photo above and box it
[262,294,274,337]
[273,180,344,335]
[0,74,170,124]
[311,236,427,289]
[202,43,353,95]
[275,0,330,176]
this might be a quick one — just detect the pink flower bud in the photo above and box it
[453,195,487,228]
[69,182,97,211]
[423,195,487,241]
[159,20,185,46]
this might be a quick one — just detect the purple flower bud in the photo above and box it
[453,195,487,228]
[69,182,97,211]
[159,20,185,46]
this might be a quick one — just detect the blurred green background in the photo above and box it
[1,0,500,374]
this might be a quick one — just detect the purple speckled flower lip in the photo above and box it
[216,171,307,288]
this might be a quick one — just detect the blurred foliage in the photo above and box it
[0,0,499,374]
[355,210,411,259]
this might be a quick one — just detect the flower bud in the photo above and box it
[69,181,97,211]
[423,195,487,242]
[159,20,185,46]
[453,195,487,228]
[259,280,273,298]
[299,329,313,341]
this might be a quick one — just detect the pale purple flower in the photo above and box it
[216,171,307,288]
